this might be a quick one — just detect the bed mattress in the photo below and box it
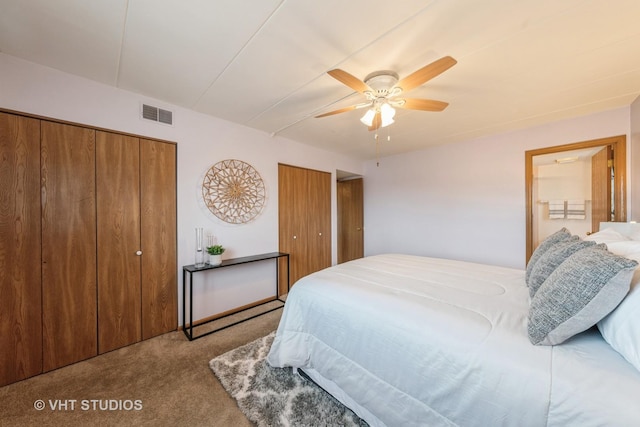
[266,254,640,426]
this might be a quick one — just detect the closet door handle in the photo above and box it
[135,250,143,256]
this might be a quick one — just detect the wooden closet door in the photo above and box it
[279,164,308,286]
[279,164,331,287]
[306,169,331,274]
[41,121,97,371]
[96,131,142,353]
[0,113,42,386]
[140,139,177,339]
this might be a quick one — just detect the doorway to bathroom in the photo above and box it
[525,135,627,262]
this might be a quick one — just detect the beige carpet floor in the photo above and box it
[0,303,283,427]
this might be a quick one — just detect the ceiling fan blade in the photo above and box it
[399,98,449,112]
[394,56,457,93]
[315,105,359,118]
[368,112,382,131]
[327,69,371,94]
[315,101,372,118]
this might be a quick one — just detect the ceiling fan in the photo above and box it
[316,56,457,131]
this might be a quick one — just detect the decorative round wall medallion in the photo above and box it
[202,159,266,224]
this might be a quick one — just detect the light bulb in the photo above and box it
[360,109,375,126]
[380,103,396,127]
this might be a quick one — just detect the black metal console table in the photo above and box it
[182,252,289,341]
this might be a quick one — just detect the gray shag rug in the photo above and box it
[209,331,368,427]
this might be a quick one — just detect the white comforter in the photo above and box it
[267,254,640,426]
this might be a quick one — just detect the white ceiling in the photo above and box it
[2,0,640,160]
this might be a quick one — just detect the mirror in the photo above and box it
[525,135,626,262]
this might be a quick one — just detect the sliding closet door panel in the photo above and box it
[307,169,332,274]
[279,164,309,286]
[279,164,332,287]
[278,163,300,293]
[140,139,177,339]
[96,131,141,353]
[0,113,42,386]
[41,121,97,371]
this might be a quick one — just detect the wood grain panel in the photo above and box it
[591,146,612,233]
[338,178,364,263]
[140,139,177,339]
[41,121,97,371]
[307,169,331,273]
[0,113,42,386]
[278,164,331,289]
[279,164,308,287]
[96,131,141,353]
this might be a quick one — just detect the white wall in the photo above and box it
[534,160,592,244]
[363,108,631,269]
[0,53,364,325]
[2,52,636,321]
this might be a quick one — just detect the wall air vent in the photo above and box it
[141,103,173,126]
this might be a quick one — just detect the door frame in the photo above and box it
[525,135,627,262]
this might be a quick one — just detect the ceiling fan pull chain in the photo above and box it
[374,132,380,166]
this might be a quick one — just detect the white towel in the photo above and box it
[567,200,586,220]
[548,200,565,219]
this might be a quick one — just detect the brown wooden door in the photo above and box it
[140,139,177,339]
[0,113,42,386]
[591,146,612,233]
[278,164,331,287]
[338,178,364,263]
[279,164,308,286]
[307,168,332,273]
[96,131,142,353]
[41,121,98,371]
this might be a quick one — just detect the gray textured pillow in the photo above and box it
[528,238,597,297]
[528,246,637,345]
[526,228,572,287]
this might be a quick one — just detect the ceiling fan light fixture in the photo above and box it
[380,116,395,128]
[380,103,396,128]
[318,56,456,133]
[360,108,376,126]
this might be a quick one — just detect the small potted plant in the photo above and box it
[206,244,225,266]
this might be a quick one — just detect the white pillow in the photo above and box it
[597,250,640,372]
[584,228,630,244]
[605,241,640,259]
[628,229,640,241]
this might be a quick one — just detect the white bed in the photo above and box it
[267,232,640,426]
